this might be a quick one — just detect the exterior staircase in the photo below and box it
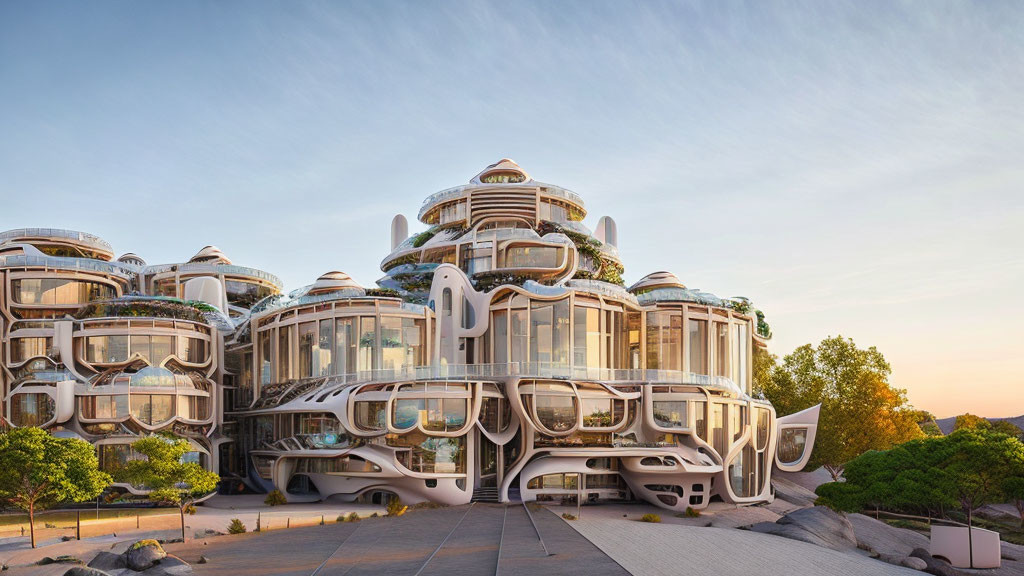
[471,487,500,503]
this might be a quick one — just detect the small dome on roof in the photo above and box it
[628,271,686,293]
[308,271,362,295]
[189,246,232,265]
[117,253,146,266]
[471,158,530,185]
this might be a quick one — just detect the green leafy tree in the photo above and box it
[954,413,990,431]
[760,336,923,480]
[116,436,219,541]
[0,428,111,548]
[1004,474,1024,529]
[909,410,943,437]
[991,420,1024,440]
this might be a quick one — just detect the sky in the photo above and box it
[1,1,1022,418]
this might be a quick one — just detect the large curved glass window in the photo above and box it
[177,395,210,421]
[296,456,381,474]
[10,393,55,426]
[178,337,208,364]
[756,408,770,450]
[10,337,51,363]
[130,394,174,424]
[225,280,274,308]
[130,366,176,387]
[646,311,681,370]
[480,396,510,433]
[394,436,465,474]
[653,401,687,428]
[380,317,425,371]
[393,399,424,429]
[535,394,576,432]
[778,428,808,465]
[80,395,129,419]
[354,401,386,431]
[12,278,114,306]
[503,246,561,269]
[86,335,130,364]
[688,319,708,375]
[530,299,570,368]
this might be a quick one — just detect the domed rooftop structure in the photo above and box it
[470,158,531,185]
[628,271,686,294]
[189,246,233,265]
[117,253,146,266]
[308,271,362,295]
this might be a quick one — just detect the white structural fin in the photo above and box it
[391,214,409,251]
[597,215,618,248]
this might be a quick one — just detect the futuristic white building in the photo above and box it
[0,160,818,509]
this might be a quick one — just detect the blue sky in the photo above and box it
[1,1,1022,417]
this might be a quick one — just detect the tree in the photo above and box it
[909,410,943,437]
[0,428,111,548]
[816,428,1024,568]
[116,436,219,541]
[954,413,990,431]
[760,336,923,480]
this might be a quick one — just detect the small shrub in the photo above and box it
[184,504,197,515]
[683,507,700,518]
[264,490,287,507]
[386,498,408,517]
[370,512,379,518]
[44,522,57,529]
[561,513,577,521]
[640,513,661,523]
[227,519,246,534]
[410,501,448,510]
[340,512,361,523]
[129,539,162,551]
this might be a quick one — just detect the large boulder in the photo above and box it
[124,540,167,571]
[88,552,127,572]
[909,548,968,576]
[847,513,930,558]
[62,568,113,576]
[749,506,857,551]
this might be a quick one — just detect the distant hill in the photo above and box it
[935,414,1024,435]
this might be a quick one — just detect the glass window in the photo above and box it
[733,323,749,387]
[393,398,424,429]
[86,335,129,364]
[756,408,770,450]
[778,428,808,464]
[510,309,528,364]
[653,401,687,428]
[12,279,114,306]
[259,331,272,388]
[358,317,376,371]
[317,319,333,377]
[150,336,175,366]
[688,319,708,375]
[334,318,355,375]
[10,393,55,426]
[277,326,291,382]
[582,397,614,428]
[379,317,422,370]
[535,394,576,432]
[443,398,467,429]
[574,307,601,369]
[131,394,174,425]
[694,400,707,440]
[715,322,729,377]
[178,337,208,364]
[627,312,642,369]
[354,401,386,431]
[711,403,726,457]
[530,299,569,368]
[492,310,508,365]
[298,322,316,379]
[80,395,129,419]
[503,246,561,268]
[10,337,51,363]
[646,311,681,370]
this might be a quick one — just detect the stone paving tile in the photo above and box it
[556,509,922,576]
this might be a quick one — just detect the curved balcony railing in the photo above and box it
[0,228,114,253]
[417,185,469,221]
[143,262,282,289]
[0,254,137,280]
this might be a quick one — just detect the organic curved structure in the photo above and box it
[0,161,818,509]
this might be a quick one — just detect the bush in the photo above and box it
[561,513,577,521]
[370,512,379,518]
[339,512,361,523]
[129,539,162,551]
[264,490,287,507]
[386,498,408,517]
[683,507,700,518]
[640,514,661,523]
[227,519,246,534]
[184,504,197,515]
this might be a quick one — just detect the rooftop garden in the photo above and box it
[73,296,215,324]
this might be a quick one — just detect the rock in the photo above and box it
[771,476,820,507]
[750,506,857,551]
[909,548,967,576]
[847,513,930,558]
[902,556,928,571]
[62,568,113,576]
[124,540,167,571]
[198,556,209,564]
[88,552,127,572]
